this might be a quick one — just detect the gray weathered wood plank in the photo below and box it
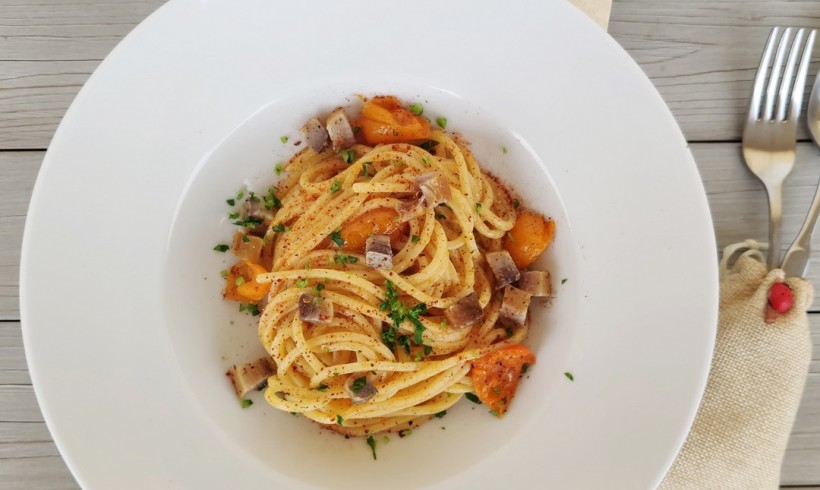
[0,152,40,320]
[609,1,820,142]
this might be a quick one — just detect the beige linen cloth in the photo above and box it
[567,1,813,488]
[659,253,813,489]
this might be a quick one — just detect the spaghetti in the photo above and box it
[221,96,555,437]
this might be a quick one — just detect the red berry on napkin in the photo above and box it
[768,282,793,313]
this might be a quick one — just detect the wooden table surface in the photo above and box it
[2,1,820,488]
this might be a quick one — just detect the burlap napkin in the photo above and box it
[659,251,814,489]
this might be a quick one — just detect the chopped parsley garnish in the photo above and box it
[350,376,367,393]
[336,414,344,425]
[502,146,508,154]
[521,363,530,374]
[436,117,447,129]
[330,229,345,247]
[489,409,500,417]
[465,393,482,404]
[366,435,377,460]
[561,278,568,284]
[280,136,288,143]
[239,303,260,316]
[228,212,240,220]
[475,203,483,213]
[379,281,427,349]
[409,103,424,115]
[330,180,341,193]
[333,252,359,265]
[247,191,260,203]
[316,384,329,391]
[434,410,447,419]
[398,429,413,438]
[213,244,229,253]
[226,198,235,206]
[241,235,250,243]
[235,189,245,201]
[441,319,447,329]
[240,399,253,408]
[339,149,356,164]
[264,187,282,210]
[411,234,421,243]
[361,163,371,177]
[220,269,229,279]
[423,345,433,356]
[564,372,574,381]
[271,223,287,233]
[505,327,514,338]
[235,276,246,287]
[315,283,325,292]
[296,279,308,288]
[513,199,520,209]
[232,216,264,228]
[421,155,430,166]
[435,213,446,220]
[274,163,284,175]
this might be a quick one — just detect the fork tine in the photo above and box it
[788,29,817,122]
[750,27,782,121]
[764,27,793,121]
[776,28,806,121]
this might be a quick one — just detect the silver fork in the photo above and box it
[742,26,816,269]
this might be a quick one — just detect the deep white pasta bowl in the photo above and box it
[20,1,717,489]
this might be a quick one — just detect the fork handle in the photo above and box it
[765,183,784,269]
[781,173,820,277]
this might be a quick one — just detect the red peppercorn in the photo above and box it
[768,282,794,313]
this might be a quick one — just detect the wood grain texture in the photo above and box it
[609,0,820,142]
[0,0,164,149]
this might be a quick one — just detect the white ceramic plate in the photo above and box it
[21,1,718,489]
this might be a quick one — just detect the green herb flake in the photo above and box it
[280,136,288,144]
[561,278,568,285]
[436,117,447,129]
[235,189,245,201]
[351,376,367,393]
[239,303,261,316]
[247,191,260,203]
[421,155,430,166]
[435,213,446,220]
[434,410,447,419]
[505,327,514,338]
[521,363,530,374]
[213,244,230,253]
[296,279,308,288]
[475,203,483,213]
[228,212,240,219]
[241,235,250,243]
[564,371,574,381]
[423,345,433,356]
[330,229,345,247]
[226,198,235,206]
[315,283,325,292]
[336,414,344,425]
[316,384,329,391]
[502,146,508,154]
[333,252,359,265]
[366,435,377,460]
[220,269,229,279]
[275,163,284,176]
[340,149,356,164]
[489,409,500,417]
[513,199,520,209]
[398,429,413,438]
[465,393,482,405]
[409,103,424,115]
[235,276,246,287]
[411,234,421,243]
[240,399,253,408]
[330,180,341,193]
